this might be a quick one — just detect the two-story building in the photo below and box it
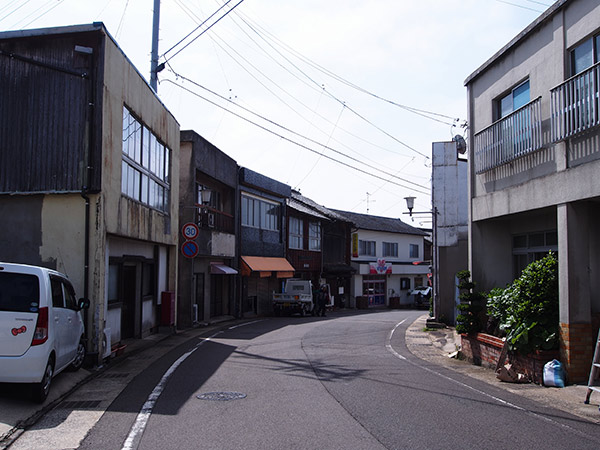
[0,24,180,363]
[178,130,237,327]
[239,168,294,316]
[465,0,600,380]
[332,210,429,308]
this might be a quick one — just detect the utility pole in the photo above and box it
[150,0,161,92]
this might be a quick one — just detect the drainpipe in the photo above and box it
[76,44,95,362]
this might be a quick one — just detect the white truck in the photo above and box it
[272,280,314,316]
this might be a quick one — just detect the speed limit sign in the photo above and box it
[182,222,199,240]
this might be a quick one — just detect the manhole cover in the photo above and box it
[197,392,247,401]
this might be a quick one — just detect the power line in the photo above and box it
[161,0,246,65]
[171,1,422,167]
[229,6,462,126]
[492,0,543,13]
[162,77,430,195]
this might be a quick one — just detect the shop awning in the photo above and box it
[241,256,295,278]
[211,264,238,275]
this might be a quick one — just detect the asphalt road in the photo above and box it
[11,310,600,449]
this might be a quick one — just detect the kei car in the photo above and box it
[0,262,89,402]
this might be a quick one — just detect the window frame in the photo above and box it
[570,34,600,76]
[409,244,419,259]
[382,242,398,258]
[308,221,321,251]
[121,106,171,214]
[359,239,376,257]
[241,193,280,232]
[496,79,530,120]
[289,216,304,250]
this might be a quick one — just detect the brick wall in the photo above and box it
[559,322,595,383]
[461,333,560,384]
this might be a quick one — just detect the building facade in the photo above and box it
[178,131,237,327]
[238,168,293,316]
[0,24,179,363]
[333,210,429,308]
[465,0,600,380]
[432,141,468,324]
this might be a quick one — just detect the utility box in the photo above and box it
[161,291,175,326]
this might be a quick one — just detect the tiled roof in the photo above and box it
[289,191,350,222]
[330,209,427,236]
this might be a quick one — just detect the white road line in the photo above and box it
[385,319,407,360]
[385,321,599,444]
[121,331,223,450]
[229,319,264,330]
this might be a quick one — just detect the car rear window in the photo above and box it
[0,273,40,312]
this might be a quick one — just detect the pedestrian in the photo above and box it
[316,285,328,317]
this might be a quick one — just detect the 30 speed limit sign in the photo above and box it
[182,222,199,240]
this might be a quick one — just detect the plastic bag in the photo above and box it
[543,359,566,388]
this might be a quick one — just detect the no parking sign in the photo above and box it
[181,240,199,258]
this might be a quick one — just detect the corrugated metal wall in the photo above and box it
[0,32,102,193]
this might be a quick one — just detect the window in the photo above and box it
[309,222,321,251]
[359,240,376,256]
[289,217,303,249]
[512,230,558,277]
[571,35,600,75]
[497,80,530,120]
[382,242,398,257]
[122,106,171,213]
[241,194,280,231]
[0,273,39,313]
[409,244,419,258]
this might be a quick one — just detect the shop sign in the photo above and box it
[369,258,392,274]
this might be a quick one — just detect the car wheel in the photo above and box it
[68,338,86,371]
[32,357,54,403]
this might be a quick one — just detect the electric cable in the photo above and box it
[162,78,430,195]
[20,0,67,29]
[162,0,246,65]
[168,70,430,191]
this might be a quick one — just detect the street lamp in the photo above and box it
[404,196,440,324]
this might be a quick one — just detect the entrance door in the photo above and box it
[122,265,137,339]
[210,275,223,317]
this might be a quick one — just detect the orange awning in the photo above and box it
[241,256,295,278]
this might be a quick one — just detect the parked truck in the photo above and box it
[272,280,314,316]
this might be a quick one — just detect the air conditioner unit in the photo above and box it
[192,304,199,324]
[102,328,112,359]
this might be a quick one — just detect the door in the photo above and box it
[50,277,70,370]
[121,265,137,340]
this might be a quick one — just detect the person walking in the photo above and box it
[316,285,328,317]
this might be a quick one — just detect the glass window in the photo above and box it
[498,80,530,119]
[359,240,376,256]
[289,217,303,249]
[121,106,170,213]
[50,277,64,308]
[309,222,321,251]
[572,37,594,75]
[383,242,398,257]
[409,244,419,258]
[63,281,77,310]
[0,273,39,313]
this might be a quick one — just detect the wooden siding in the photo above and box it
[0,32,103,193]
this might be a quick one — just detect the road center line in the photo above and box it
[385,319,407,360]
[229,319,264,330]
[121,331,223,450]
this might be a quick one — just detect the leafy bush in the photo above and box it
[486,252,558,354]
[456,270,486,334]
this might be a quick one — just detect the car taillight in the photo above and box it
[31,307,49,346]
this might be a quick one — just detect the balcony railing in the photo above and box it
[197,205,234,234]
[551,62,600,142]
[474,97,543,174]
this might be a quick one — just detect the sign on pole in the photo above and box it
[181,241,199,259]
[182,222,199,240]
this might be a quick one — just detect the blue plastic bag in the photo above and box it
[543,359,566,387]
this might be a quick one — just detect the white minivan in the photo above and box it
[0,263,89,402]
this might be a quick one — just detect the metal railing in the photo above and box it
[551,62,600,142]
[474,97,543,174]
[197,205,234,234]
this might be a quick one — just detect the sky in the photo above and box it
[0,0,551,222]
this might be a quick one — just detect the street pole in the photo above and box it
[150,0,161,92]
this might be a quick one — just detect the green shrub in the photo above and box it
[486,252,558,354]
[456,270,486,334]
